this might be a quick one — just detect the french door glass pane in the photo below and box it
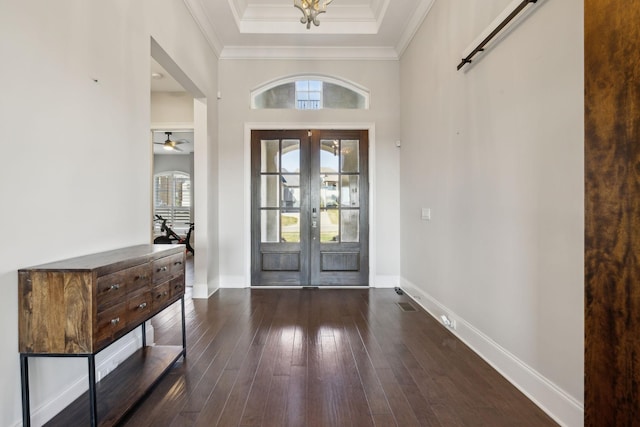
[281,211,300,242]
[281,140,300,172]
[261,139,280,173]
[320,140,339,170]
[320,209,339,242]
[341,140,359,173]
[340,175,359,207]
[261,210,279,242]
[321,174,339,208]
[341,209,360,242]
[261,175,280,207]
[281,175,300,208]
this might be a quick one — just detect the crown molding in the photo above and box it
[220,45,399,60]
[182,0,224,57]
[396,0,435,57]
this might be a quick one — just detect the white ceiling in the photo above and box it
[182,0,435,59]
[151,1,435,150]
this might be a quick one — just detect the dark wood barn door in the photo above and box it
[251,129,369,286]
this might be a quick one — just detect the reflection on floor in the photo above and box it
[121,289,557,427]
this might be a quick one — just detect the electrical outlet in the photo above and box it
[440,314,456,330]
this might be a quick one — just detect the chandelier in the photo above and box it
[294,0,334,29]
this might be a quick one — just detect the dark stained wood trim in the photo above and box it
[584,0,640,424]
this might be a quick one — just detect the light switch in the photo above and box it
[421,208,431,221]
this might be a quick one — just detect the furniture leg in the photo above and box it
[20,354,30,427]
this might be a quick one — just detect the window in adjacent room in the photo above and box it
[154,171,191,234]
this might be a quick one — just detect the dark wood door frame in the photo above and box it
[585,0,640,424]
[250,129,370,286]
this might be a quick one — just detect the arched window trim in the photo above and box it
[250,74,370,110]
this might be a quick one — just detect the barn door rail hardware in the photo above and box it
[457,0,538,71]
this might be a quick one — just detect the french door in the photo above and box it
[251,129,369,286]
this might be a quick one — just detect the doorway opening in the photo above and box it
[251,129,369,286]
[151,38,209,298]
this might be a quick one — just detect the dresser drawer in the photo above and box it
[170,275,185,298]
[152,253,185,285]
[127,292,153,326]
[96,302,127,348]
[97,264,151,310]
[152,282,172,310]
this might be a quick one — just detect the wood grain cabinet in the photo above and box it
[18,244,187,427]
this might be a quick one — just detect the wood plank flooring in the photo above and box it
[120,289,557,426]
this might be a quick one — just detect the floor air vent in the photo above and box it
[397,302,417,312]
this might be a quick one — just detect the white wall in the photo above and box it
[151,91,194,124]
[0,1,218,425]
[399,0,583,425]
[218,59,401,287]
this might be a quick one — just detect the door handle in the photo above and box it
[312,220,317,228]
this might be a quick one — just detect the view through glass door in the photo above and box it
[251,129,369,286]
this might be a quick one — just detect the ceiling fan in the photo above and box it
[154,132,187,152]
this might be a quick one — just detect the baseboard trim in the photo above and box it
[400,278,584,427]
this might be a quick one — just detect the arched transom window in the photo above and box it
[251,75,369,110]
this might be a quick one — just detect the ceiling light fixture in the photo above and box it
[294,0,333,29]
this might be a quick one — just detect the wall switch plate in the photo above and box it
[421,208,431,221]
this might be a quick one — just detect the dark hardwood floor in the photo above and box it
[120,289,557,426]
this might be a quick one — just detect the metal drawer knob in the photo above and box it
[111,317,120,325]
[174,261,183,265]
[110,284,120,291]
[138,302,148,309]
[157,266,168,272]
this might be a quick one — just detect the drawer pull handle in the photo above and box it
[174,261,183,265]
[111,317,120,325]
[138,302,148,310]
[157,266,168,272]
[110,284,120,291]
[135,275,147,281]
[163,291,169,296]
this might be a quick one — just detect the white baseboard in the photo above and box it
[217,276,399,289]
[400,277,584,427]
[24,330,142,427]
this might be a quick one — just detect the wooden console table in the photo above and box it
[18,244,187,427]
